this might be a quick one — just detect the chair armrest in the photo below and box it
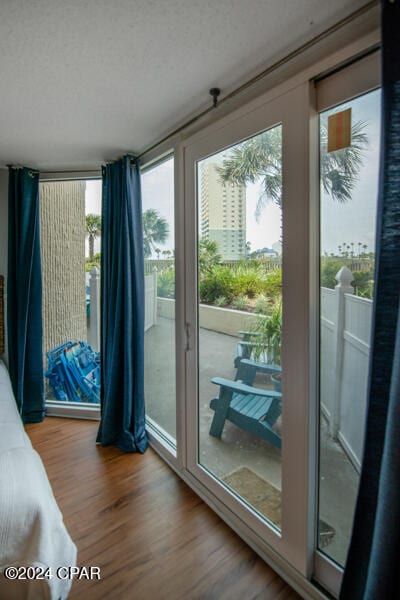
[211,377,281,398]
[240,358,282,375]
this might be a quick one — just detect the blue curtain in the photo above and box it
[96,155,148,453]
[340,2,400,598]
[7,167,45,423]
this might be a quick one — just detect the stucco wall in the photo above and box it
[157,297,263,337]
[40,181,86,365]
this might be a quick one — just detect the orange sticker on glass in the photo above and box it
[327,108,351,153]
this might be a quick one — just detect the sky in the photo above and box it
[141,157,175,254]
[320,88,380,256]
[84,87,381,260]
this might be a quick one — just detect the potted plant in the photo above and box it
[251,301,282,391]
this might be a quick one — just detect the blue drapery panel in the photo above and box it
[340,2,400,598]
[96,155,148,453]
[7,167,45,423]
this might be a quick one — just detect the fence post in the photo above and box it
[153,267,158,326]
[330,266,354,439]
[89,266,100,352]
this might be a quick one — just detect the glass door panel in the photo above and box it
[41,179,102,409]
[318,88,381,565]
[197,126,283,528]
[141,156,176,443]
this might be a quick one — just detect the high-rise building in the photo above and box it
[200,162,246,260]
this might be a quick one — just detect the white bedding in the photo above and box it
[0,360,77,600]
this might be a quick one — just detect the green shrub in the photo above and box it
[199,263,283,305]
[231,271,265,298]
[320,260,344,288]
[85,261,100,272]
[157,268,175,299]
[199,266,233,303]
[199,239,221,275]
[232,295,248,311]
[254,293,270,314]
[353,270,374,299]
[321,258,374,298]
[262,269,282,298]
[213,296,228,307]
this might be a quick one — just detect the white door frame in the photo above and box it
[183,81,314,576]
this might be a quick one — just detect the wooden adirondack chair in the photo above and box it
[235,358,282,390]
[233,330,263,368]
[209,377,282,449]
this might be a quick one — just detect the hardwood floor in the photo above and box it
[25,418,301,600]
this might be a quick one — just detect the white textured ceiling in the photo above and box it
[0,0,369,170]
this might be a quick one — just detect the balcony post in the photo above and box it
[330,266,354,439]
[89,266,100,352]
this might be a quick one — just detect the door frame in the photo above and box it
[142,27,380,600]
[183,81,314,575]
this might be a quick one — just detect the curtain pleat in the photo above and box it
[7,167,45,423]
[96,156,148,453]
[340,1,400,598]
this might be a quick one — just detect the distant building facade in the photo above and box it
[200,162,246,260]
[253,247,278,258]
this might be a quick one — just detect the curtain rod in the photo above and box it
[5,0,378,174]
[39,169,102,174]
[137,0,379,160]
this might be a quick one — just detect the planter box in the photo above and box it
[157,297,263,337]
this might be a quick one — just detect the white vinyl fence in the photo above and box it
[144,268,158,332]
[87,267,158,352]
[321,266,372,471]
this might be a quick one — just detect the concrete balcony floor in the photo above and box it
[145,316,359,567]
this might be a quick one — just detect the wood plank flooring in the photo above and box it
[25,418,301,600]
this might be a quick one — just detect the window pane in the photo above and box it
[318,89,380,564]
[41,180,101,405]
[197,125,283,529]
[142,157,176,441]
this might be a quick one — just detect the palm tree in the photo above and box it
[143,209,169,258]
[217,119,368,221]
[218,126,282,221]
[198,239,221,275]
[86,214,102,261]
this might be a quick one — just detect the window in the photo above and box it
[317,84,380,567]
[41,179,101,416]
[142,42,380,600]
[141,156,176,445]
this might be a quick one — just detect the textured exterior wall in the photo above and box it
[40,181,86,366]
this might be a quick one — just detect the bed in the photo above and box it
[0,274,77,600]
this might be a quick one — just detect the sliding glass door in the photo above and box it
[184,84,313,569]
[314,52,381,594]
[141,156,177,447]
[141,48,381,598]
[196,126,283,528]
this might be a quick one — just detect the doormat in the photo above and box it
[222,467,335,547]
